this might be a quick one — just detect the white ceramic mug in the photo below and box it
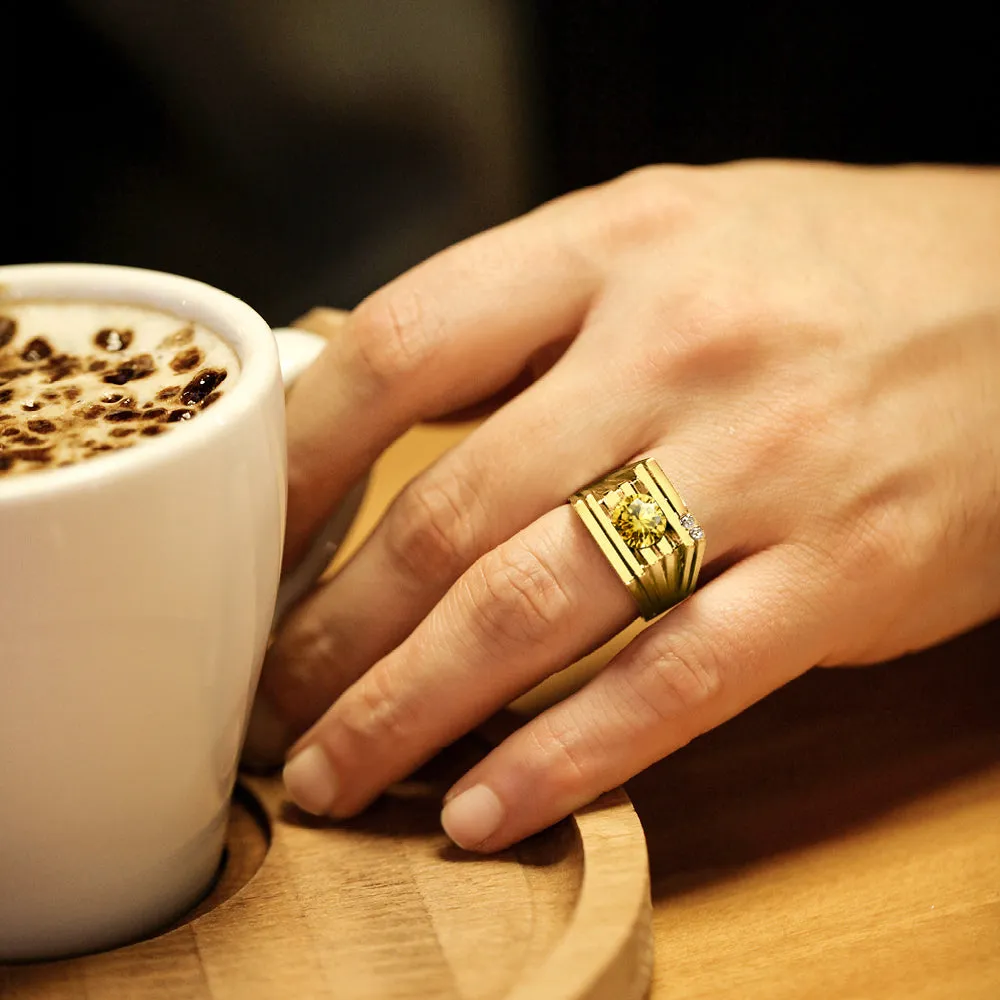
[0,264,361,961]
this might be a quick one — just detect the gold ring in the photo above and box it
[569,458,705,620]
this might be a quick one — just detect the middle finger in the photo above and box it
[252,359,642,759]
[280,504,636,818]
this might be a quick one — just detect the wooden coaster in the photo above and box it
[1,730,652,1000]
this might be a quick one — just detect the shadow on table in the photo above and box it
[626,619,1000,902]
[278,729,485,837]
[279,729,580,870]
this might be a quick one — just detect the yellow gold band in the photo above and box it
[569,458,705,621]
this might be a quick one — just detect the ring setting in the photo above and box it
[570,459,705,620]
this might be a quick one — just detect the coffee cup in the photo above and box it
[0,263,362,961]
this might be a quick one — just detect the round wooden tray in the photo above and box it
[1,729,652,1000]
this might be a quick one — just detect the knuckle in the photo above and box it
[597,164,706,249]
[349,288,438,387]
[295,306,349,336]
[528,713,594,794]
[470,538,573,647]
[844,511,902,571]
[383,472,482,586]
[691,288,776,352]
[634,286,784,396]
[832,488,929,588]
[274,612,345,693]
[336,660,418,748]
[628,633,726,724]
[612,163,692,206]
[265,614,361,726]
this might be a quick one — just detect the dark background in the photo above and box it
[7,2,999,323]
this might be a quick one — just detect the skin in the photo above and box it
[244,160,1000,852]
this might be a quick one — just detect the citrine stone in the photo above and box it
[610,493,667,548]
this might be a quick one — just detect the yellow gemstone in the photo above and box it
[610,493,666,548]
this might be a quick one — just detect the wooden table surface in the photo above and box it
[344,422,1000,1000]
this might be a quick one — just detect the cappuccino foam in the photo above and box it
[0,301,239,477]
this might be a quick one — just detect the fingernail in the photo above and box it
[441,784,504,849]
[283,744,339,815]
[242,697,294,768]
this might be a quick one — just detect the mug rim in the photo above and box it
[0,263,280,504]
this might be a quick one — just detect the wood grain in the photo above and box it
[320,419,1000,998]
[0,731,651,1000]
[631,620,1000,999]
[3,412,998,998]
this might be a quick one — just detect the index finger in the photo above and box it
[283,208,601,567]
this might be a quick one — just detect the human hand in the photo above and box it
[245,160,1000,851]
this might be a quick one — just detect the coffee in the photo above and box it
[0,301,239,477]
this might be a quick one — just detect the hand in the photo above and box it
[245,160,1000,851]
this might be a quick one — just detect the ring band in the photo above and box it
[569,458,705,620]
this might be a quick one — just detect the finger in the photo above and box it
[438,544,835,851]
[284,208,601,566]
[253,357,645,762]
[294,313,548,426]
[293,307,349,336]
[255,263,753,763]
[279,505,639,818]
[278,458,754,818]
[424,337,575,423]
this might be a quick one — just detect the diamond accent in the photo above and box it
[610,493,667,549]
[679,513,705,541]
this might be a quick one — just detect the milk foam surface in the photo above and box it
[0,301,240,477]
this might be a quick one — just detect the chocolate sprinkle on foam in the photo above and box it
[21,338,53,363]
[95,328,133,352]
[0,301,238,477]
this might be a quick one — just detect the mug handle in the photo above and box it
[270,326,369,625]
